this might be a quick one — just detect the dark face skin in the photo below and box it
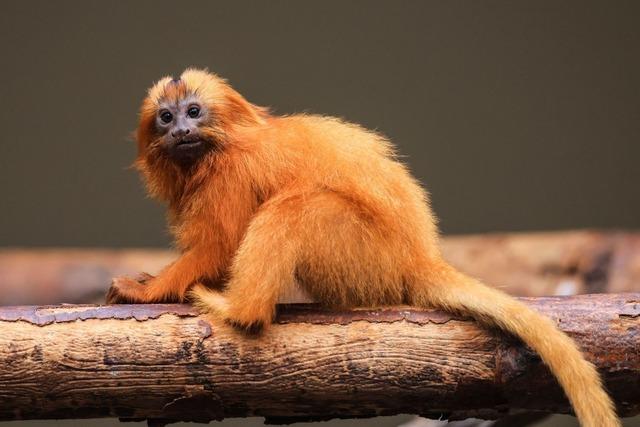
[156,95,212,165]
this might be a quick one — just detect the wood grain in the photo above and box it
[0,293,638,424]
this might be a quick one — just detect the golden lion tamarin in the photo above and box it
[106,68,619,427]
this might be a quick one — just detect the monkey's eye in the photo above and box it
[160,111,173,123]
[187,106,200,118]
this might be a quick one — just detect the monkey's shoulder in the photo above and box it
[266,114,396,161]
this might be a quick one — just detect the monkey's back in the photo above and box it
[272,114,438,240]
[251,114,442,306]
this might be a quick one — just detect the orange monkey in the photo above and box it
[107,69,619,427]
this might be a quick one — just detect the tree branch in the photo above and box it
[0,293,638,424]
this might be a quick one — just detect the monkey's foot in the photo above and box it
[222,297,273,333]
[225,314,266,334]
[105,276,148,304]
[188,284,229,316]
[189,285,266,333]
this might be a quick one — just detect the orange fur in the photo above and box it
[107,68,619,427]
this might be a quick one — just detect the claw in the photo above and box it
[135,272,155,284]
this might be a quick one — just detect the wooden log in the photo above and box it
[1,230,639,306]
[0,293,638,424]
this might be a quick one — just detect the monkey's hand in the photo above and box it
[135,272,155,284]
[105,276,148,304]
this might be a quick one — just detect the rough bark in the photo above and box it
[1,230,639,305]
[0,293,638,424]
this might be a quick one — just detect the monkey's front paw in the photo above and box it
[135,272,155,284]
[105,276,147,304]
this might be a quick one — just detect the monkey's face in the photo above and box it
[137,69,265,174]
[154,94,212,165]
[137,70,227,169]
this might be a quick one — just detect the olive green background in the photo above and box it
[0,1,638,426]
[0,1,638,248]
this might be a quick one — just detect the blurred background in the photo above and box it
[0,1,638,248]
[0,1,638,426]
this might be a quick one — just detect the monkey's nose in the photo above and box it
[171,128,191,138]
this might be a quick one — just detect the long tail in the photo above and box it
[413,264,619,427]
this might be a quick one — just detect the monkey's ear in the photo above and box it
[135,102,158,155]
[221,88,267,125]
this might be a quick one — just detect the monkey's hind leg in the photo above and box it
[190,192,307,330]
[190,189,401,330]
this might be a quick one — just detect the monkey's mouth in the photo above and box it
[175,138,204,148]
[167,137,211,165]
